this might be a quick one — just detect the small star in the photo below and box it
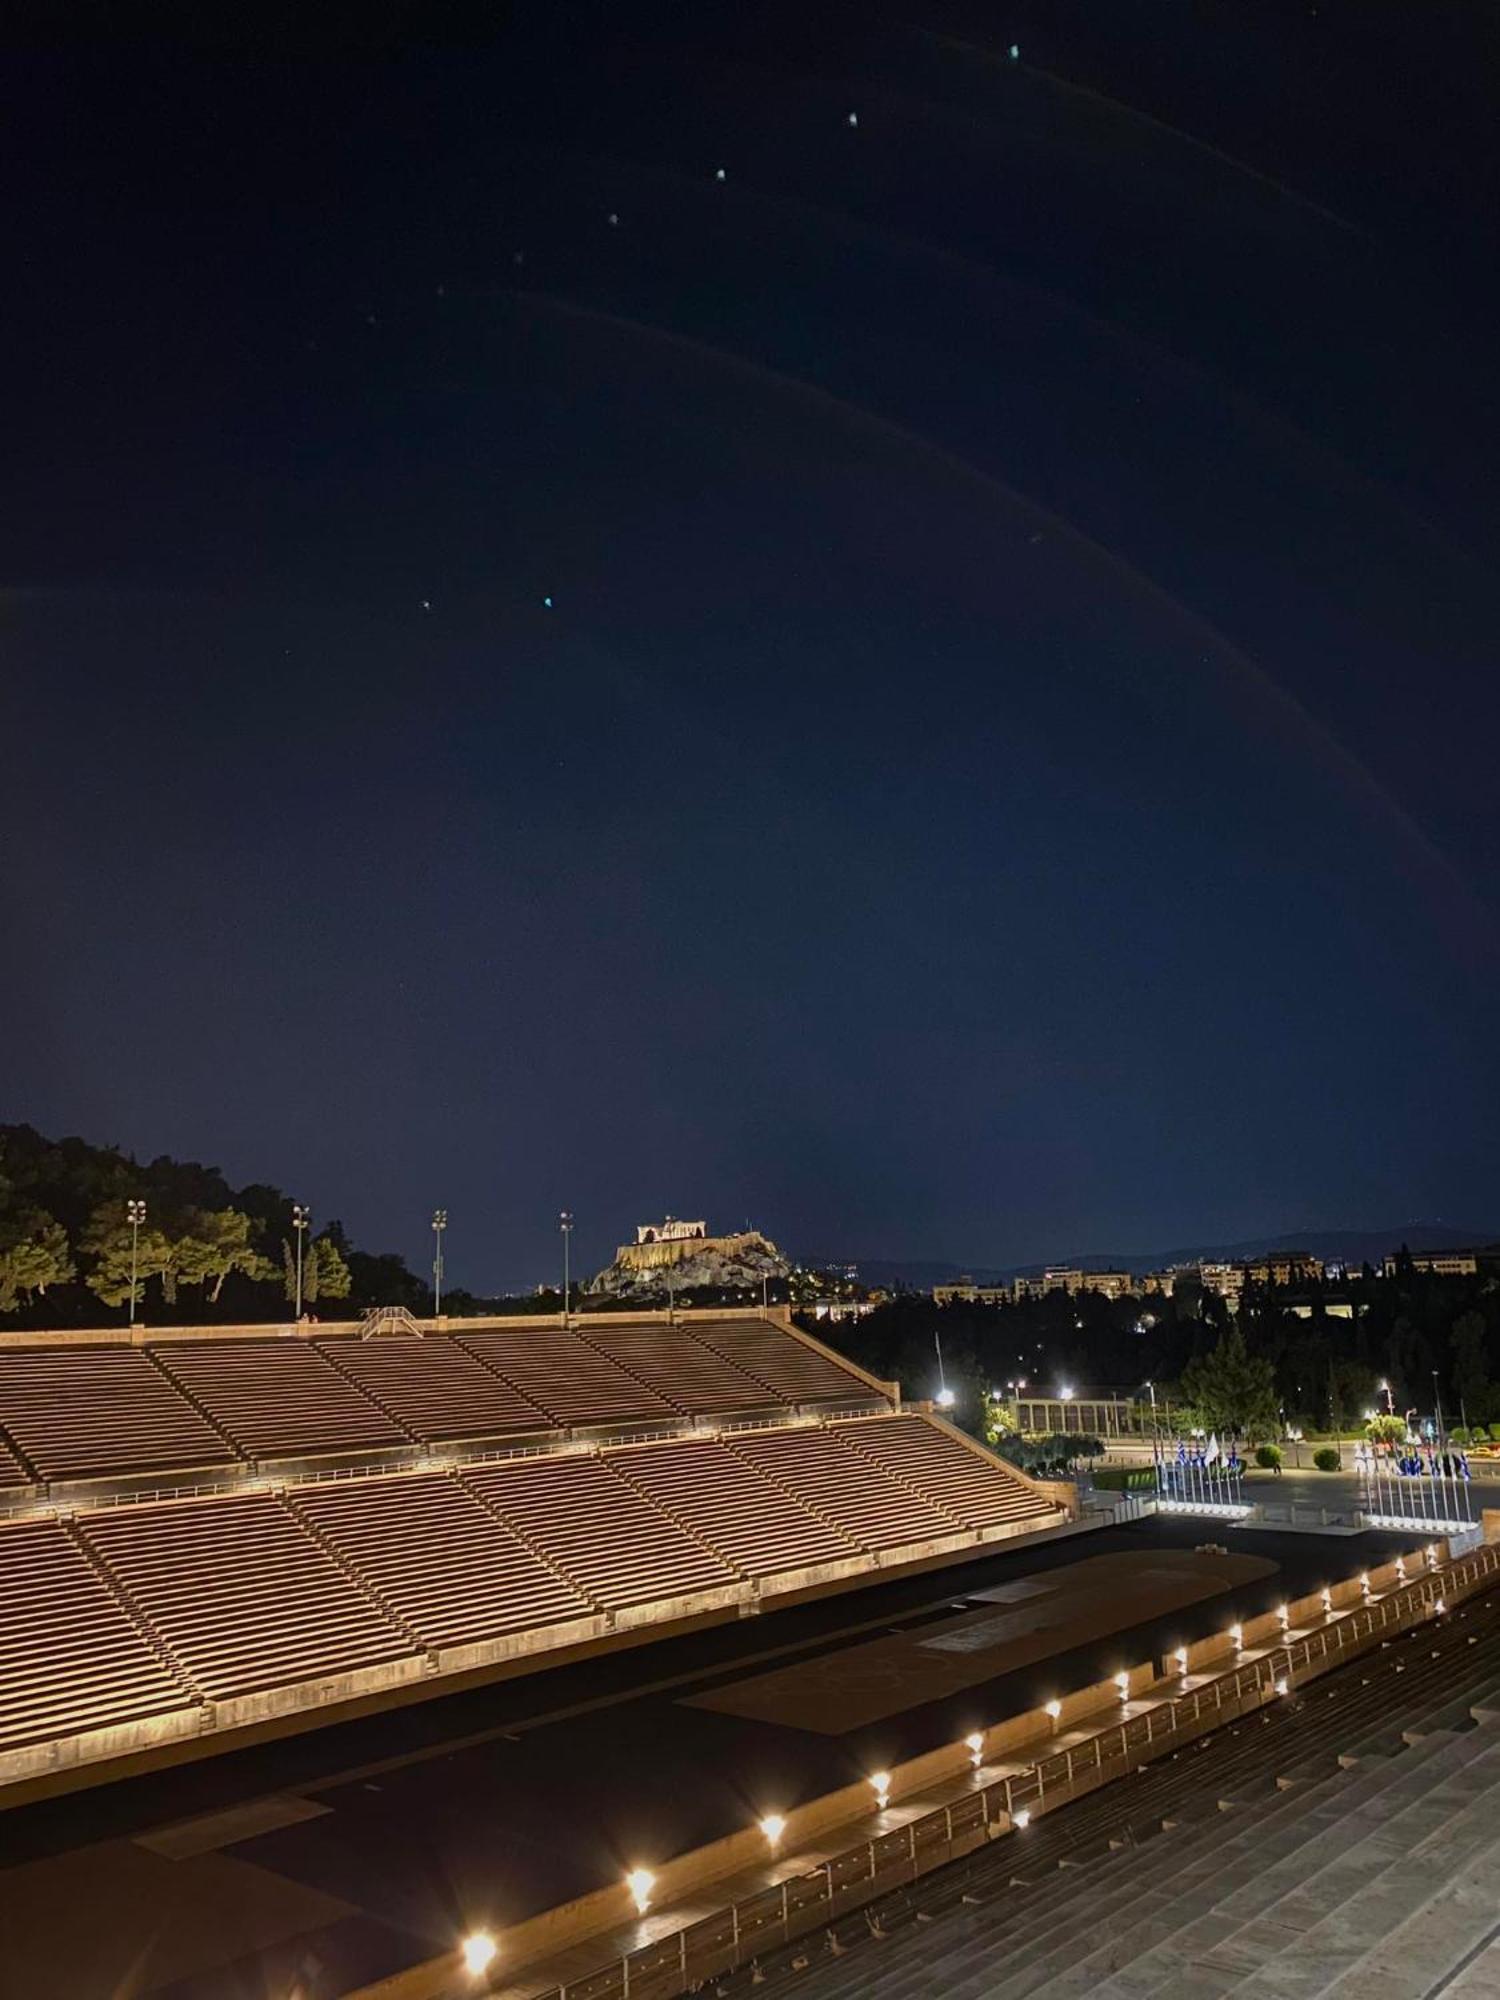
[512,250,525,265]
[542,596,554,609]
[366,313,377,325]
[436,284,446,297]
[846,111,859,127]
[607,211,620,226]
[1009,43,1020,59]
[714,167,726,182]
[421,599,432,611]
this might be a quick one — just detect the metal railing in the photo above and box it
[514,1542,1500,2000]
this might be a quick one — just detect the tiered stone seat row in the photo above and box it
[609,1437,858,1577]
[290,1473,591,1650]
[463,1453,736,1610]
[154,1341,408,1460]
[81,1492,411,1700]
[1,1416,1056,1769]
[0,1518,195,1752]
[457,1328,679,1428]
[730,1425,962,1549]
[318,1336,550,1441]
[0,1430,36,1490]
[0,1348,234,1484]
[0,1318,888,1486]
[690,1316,879,1405]
[582,1324,774,1414]
[836,1412,1055,1527]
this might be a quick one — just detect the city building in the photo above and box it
[1008,1389,1145,1436]
[1381,1247,1480,1278]
[933,1281,1009,1306]
[1241,1250,1323,1287]
[1038,1267,1137,1301]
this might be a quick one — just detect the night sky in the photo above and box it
[5,2,1498,1289]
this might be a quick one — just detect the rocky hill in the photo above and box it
[588,1227,788,1300]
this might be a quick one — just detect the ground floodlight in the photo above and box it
[965,1731,984,1766]
[1435,1599,1447,1616]
[759,1814,787,1847]
[626,1868,655,1914]
[461,1933,497,1978]
[1114,1671,1130,1698]
[1228,1623,1242,1648]
[1174,1647,1189,1674]
[1275,1677,1289,1696]
[869,1770,891,1806]
[1044,1699,1061,1720]
[1012,1808,1031,1828]
[1277,1603,1290,1627]
[1321,1587,1332,1612]
[1360,1572,1371,1593]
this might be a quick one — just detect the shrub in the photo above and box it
[1364,1414,1406,1447]
[1255,1443,1282,1470]
[1313,1446,1341,1472]
[1450,1426,1470,1445]
[1490,1424,1500,1443]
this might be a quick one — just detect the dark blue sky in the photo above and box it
[5,2,1498,1288]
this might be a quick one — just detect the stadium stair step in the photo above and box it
[800,1716,1492,2000]
[941,1742,1464,2000]
[59,1514,206,1699]
[280,1491,434,1657]
[1083,1732,1500,2000]
[142,1346,246,1463]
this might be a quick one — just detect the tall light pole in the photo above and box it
[1379,1378,1395,1417]
[431,1209,448,1317]
[292,1204,310,1320]
[126,1199,146,1326]
[559,1212,573,1323]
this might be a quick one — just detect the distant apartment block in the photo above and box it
[935,1268,1135,1306]
[1381,1247,1482,1278]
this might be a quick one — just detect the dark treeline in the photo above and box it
[811,1262,1500,1438]
[0,1123,446,1327]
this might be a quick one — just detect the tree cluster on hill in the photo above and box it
[0,1124,432,1327]
[807,1259,1500,1438]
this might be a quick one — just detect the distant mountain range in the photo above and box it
[815,1223,1497,1292]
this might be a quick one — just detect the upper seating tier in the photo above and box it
[580,1325,776,1415]
[689,1318,883,1406]
[457,1330,678,1429]
[317,1337,552,1443]
[0,1349,236,1485]
[154,1341,409,1461]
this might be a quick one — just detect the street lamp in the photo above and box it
[432,1210,448,1317]
[559,1212,573,1322]
[292,1204,310,1320]
[125,1199,147,1326]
